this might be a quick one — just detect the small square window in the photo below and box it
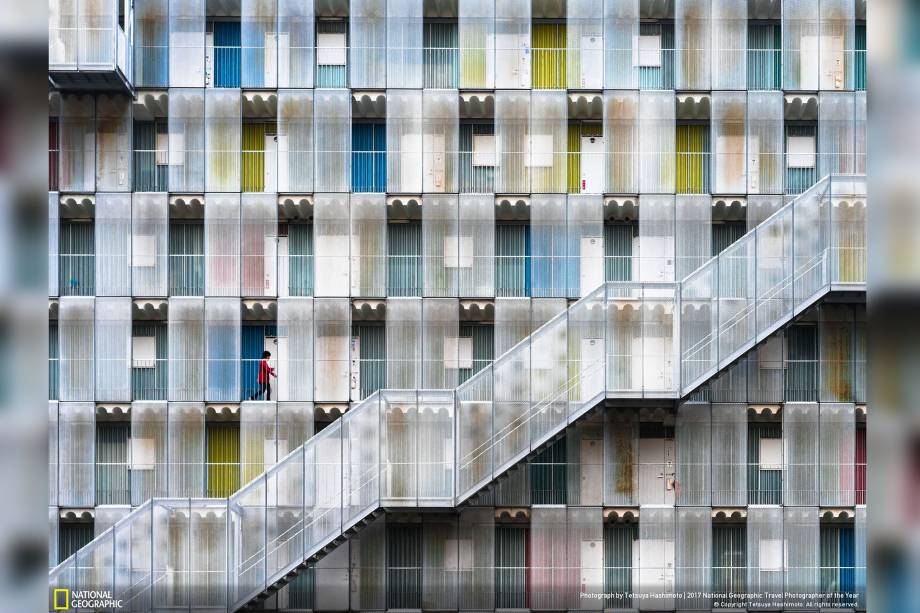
[317,33,347,66]
[634,35,662,67]
[759,438,783,471]
[787,136,816,169]
[132,336,156,368]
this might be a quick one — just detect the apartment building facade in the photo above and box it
[48,0,867,610]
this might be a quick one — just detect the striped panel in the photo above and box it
[316,20,348,88]
[530,436,566,504]
[133,120,168,192]
[423,21,459,88]
[494,526,528,609]
[786,324,818,401]
[49,323,60,400]
[458,323,494,384]
[605,222,635,282]
[95,422,130,505]
[168,222,205,296]
[387,523,423,609]
[712,524,747,599]
[135,15,168,87]
[566,122,603,194]
[353,323,386,399]
[241,324,277,401]
[59,221,95,297]
[747,24,782,90]
[58,522,94,564]
[287,223,314,296]
[212,21,241,88]
[49,118,59,191]
[604,523,636,609]
[285,565,315,609]
[532,23,566,89]
[495,224,530,297]
[639,22,675,89]
[855,24,866,91]
[747,421,782,505]
[387,222,423,297]
[458,123,495,193]
[241,122,269,193]
[712,221,746,256]
[352,123,386,192]
[132,322,167,401]
[676,124,711,194]
[821,524,855,605]
[206,422,240,497]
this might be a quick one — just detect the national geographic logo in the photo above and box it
[51,588,123,610]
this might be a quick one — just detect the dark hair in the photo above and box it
[262,350,271,359]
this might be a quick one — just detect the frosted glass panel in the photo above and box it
[205,90,241,192]
[314,91,351,192]
[386,0,423,88]
[95,193,132,296]
[422,195,459,297]
[169,0,205,87]
[58,402,95,507]
[277,298,313,402]
[278,0,314,87]
[676,402,711,506]
[387,298,422,389]
[95,297,132,401]
[313,298,350,402]
[458,195,494,297]
[349,194,386,297]
[711,403,747,506]
[131,402,168,503]
[168,88,205,193]
[784,402,819,506]
[495,90,530,193]
[676,0,711,90]
[205,193,241,297]
[314,193,350,297]
[639,195,675,283]
[459,0,495,89]
[166,402,205,497]
[168,297,205,401]
[277,90,314,193]
[95,95,132,191]
[132,194,168,297]
[639,91,675,193]
[351,0,387,89]
[60,297,95,401]
[240,194,277,298]
[205,297,240,402]
[712,92,747,194]
[711,0,746,89]
[387,90,423,194]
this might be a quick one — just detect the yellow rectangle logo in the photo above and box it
[52,588,68,610]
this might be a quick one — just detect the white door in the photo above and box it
[263,235,277,296]
[580,437,603,505]
[424,133,446,192]
[638,538,675,610]
[264,337,283,400]
[820,34,845,90]
[580,539,604,609]
[580,136,605,193]
[263,135,278,192]
[349,336,360,401]
[497,33,530,87]
[632,335,673,392]
[263,31,277,86]
[277,236,289,298]
[401,133,423,192]
[579,236,604,296]
[638,437,676,505]
[748,135,761,193]
[580,338,605,403]
[275,133,289,192]
[580,35,603,89]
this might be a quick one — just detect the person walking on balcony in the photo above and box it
[251,350,277,401]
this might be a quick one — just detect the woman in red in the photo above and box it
[251,350,277,400]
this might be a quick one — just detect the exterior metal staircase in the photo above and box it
[48,175,866,611]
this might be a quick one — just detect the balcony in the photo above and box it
[49,0,133,92]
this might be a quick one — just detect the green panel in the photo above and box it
[532,23,566,89]
[495,526,528,609]
[387,222,423,297]
[495,224,529,297]
[712,524,746,600]
[241,122,269,193]
[206,423,240,497]
[59,522,94,563]
[786,324,818,401]
[96,422,130,505]
[59,221,95,296]
[604,523,637,609]
[531,437,567,504]
[676,124,710,194]
[459,123,495,193]
[458,323,494,384]
[855,24,866,91]
[132,322,167,401]
[747,24,782,90]
[605,222,636,282]
[49,323,59,400]
[286,565,315,609]
[423,21,459,88]
[353,323,386,399]
[387,523,422,609]
[168,222,205,296]
[747,422,782,505]
[287,223,314,297]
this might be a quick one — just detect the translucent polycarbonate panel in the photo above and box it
[676,195,711,279]
[603,90,639,193]
[675,0,711,90]
[755,204,793,334]
[59,94,95,192]
[132,193,168,297]
[418,391,455,504]
[819,402,855,506]
[854,92,866,174]
[711,403,747,505]
[676,508,711,608]
[676,402,711,506]
[711,0,747,89]
[605,291,641,395]
[855,505,866,609]
[639,195,675,283]
[422,517,459,609]
[456,508,493,608]
[422,299,459,389]
[135,0,168,87]
[169,0,205,86]
[230,478,267,605]
[386,0,423,88]
[495,0,531,89]
[492,337,530,472]
[747,92,784,195]
[784,402,819,506]
[314,193,350,297]
[76,527,115,599]
[529,311,567,444]
[188,501,229,608]
[95,95,132,191]
[421,195,458,297]
[96,506,130,537]
[639,91,675,193]
[49,403,59,507]
[241,194,277,298]
[566,0,604,90]
[94,297,131,401]
[423,91,459,194]
[639,285,677,395]
[342,396,379,522]
[277,90,314,193]
[265,446,304,581]
[168,297,205,401]
[708,357,748,403]
[347,514,385,610]
[205,297,240,402]
[494,297,530,356]
[49,0,79,67]
[638,506,675,609]
[351,0,387,89]
[277,401,313,453]
[712,92,747,194]
[784,507,819,605]
[747,506,783,599]
[130,401,168,504]
[95,193,131,296]
[456,364,493,496]
[150,499,190,607]
[349,194,386,297]
[204,193,241,297]
[820,92,856,177]
[112,501,153,607]
[240,401,276,484]
[792,179,830,302]
[495,90,530,193]
[49,194,59,297]
[313,298,350,402]
[459,0,494,89]
[530,91,567,193]
[387,89,423,194]
[60,297,94,401]
[747,195,784,230]
[278,0,314,87]
[565,423,604,506]
[386,298,422,390]
[458,195,494,296]
[166,402,205,497]
[168,88,205,193]
[783,0,820,91]
[819,305,853,401]
[567,289,606,411]
[58,402,95,507]
[303,421,343,552]
[819,0,855,91]
[719,232,756,359]
[602,0,638,88]
[205,90,241,192]
[241,0,277,88]
[314,90,351,193]
[529,507,567,610]
[531,194,567,297]
[830,177,867,284]
[567,195,604,297]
